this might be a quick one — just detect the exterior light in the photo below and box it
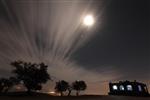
[127,85,132,91]
[113,85,118,90]
[138,85,142,91]
[120,85,125,91]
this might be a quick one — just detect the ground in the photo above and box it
[0,93,150,100]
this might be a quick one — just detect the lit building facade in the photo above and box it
[109,81,149,96]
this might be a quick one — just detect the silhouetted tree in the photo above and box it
[0,78,6,93]
[0,77,18,93]
[11,60,50,93]
[72,80,87,96]
[67,84,73,96]
[55,80,69,96]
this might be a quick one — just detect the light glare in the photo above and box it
[83,15,94,26]
[113,85,118,90]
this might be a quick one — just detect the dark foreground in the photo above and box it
[0,93,150,100]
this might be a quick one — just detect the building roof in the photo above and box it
[110,80,146,86]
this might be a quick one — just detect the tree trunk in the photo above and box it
[27,88,31,94]
[76,91,79,96]
[4,88,9,93]
[68,90,72,96]
[60,92,63,96]
[0,87,4,93]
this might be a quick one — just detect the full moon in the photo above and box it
[83,15,94,26]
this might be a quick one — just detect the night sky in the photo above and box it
[0,0,149,94]
[73,0,150,80]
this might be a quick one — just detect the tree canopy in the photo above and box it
[72,80,87,96]
[55,80,69,96]
[11,60,50,92]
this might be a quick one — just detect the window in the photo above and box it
[120,85,125,91]
[127,85,132,91]
[113,85,118,90]
[138,85,142,91]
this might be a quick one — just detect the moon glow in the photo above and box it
[83,15,94,26]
